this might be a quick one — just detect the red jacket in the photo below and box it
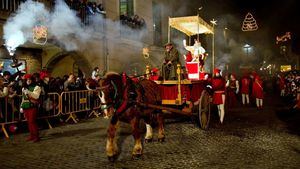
[212,77,226,104]
[252,80,263,99]
[185,51,193,62]
[241,77,250,94]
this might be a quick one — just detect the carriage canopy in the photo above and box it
[169,15,214,36]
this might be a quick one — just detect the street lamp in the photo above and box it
[243,44,251,57]
[210,19,217,73]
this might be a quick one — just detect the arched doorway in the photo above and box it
[45,51,92,77]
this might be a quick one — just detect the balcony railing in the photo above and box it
[0,0,106,27]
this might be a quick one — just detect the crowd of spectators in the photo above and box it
[0,66,104,123]
[276,70,300,98]
[65,0,106,24]
[120,13,146,29]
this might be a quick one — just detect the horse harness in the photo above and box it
[99,75,141,114]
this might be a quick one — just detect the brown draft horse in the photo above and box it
[98,72,165,161]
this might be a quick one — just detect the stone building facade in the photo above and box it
[0,0,171,77]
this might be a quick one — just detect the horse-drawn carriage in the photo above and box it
[99,15,219,161]
[147,15,215,130]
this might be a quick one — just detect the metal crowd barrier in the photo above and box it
[60,90,102,123]
[1,90,103,138]
[0,93,61,138]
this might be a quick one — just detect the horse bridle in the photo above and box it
[98,80,120,110]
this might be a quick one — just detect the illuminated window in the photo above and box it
[120,0,133,16]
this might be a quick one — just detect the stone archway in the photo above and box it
[45,51,92,77]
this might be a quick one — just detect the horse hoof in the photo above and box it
[158,137,165,143]
[144,138,153,143]
[107,154,118,162]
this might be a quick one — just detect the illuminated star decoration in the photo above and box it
[210,19,217,26]
[276,32,291,44]
[242,12,258,31]
[32,24,48,45]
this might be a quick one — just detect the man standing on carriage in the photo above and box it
[162,42,180,80]
[211,68,226,123]
[183,39,207,71]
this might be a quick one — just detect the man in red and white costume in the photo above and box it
[241,74,250,105]
[212,68,226,123]
[252,76,264,109]
[183,39,206,71]
[20,74,42,142]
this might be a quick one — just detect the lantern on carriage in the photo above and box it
[143,47,151,78]
[32,24,48,45]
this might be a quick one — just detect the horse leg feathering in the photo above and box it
[106,117,119,162]
[131,117,143,158]
[144,123,153,143]
[157,113,165,142]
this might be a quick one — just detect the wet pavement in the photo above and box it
[0,94,300,169]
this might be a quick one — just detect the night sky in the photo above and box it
[196,0,300,54]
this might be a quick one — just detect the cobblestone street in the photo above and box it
[1,95,300,169]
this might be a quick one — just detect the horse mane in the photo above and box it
[104,71,120,79]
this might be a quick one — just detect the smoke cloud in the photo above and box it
[3,0,50,55]
[3,0,147,56]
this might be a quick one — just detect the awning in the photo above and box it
[169,15,214,36]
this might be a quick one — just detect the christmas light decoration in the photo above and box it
[276,32,291,44]
[32,24,48,45]
[242,12,258,31]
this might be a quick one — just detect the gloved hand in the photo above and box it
[183,39,187,46]
[236,89,239,94]
[23,89,29,95]
[20,108,23,113]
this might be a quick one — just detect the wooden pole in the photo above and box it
[168,17,170,43]
[137,102,192,116]
[212,24,215,73]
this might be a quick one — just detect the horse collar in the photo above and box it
[110,80,118,100]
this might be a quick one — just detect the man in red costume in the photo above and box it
[252,76,264,109]
[183,51,193,62]
[149,67,160,81]
[241,74,250,105]
[226,74,239,108]
[20,74,42,142]
[212,68,226,123]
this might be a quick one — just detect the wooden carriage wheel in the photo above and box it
[198,90,211,130]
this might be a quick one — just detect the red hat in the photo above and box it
[23,74,32,80]
[40,71,49,80]
[214,68,221,74]
[151,67,159,73]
